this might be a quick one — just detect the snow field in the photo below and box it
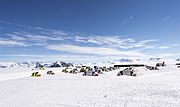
[0,65,180,107]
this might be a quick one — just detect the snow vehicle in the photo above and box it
[117,67,136,76]
[47,71,55,75]
[94,66,98,69]
[101,67,109,72]
[175,63,180,68]
[69,68,78,74]
[156,62,166,67]
[39,67,45,70]
[62,67,72,73]
[80,66,90,72]
[93,66,103,74]
[95,68,103,74]
[107,67,115,71]
[62,67,78,73]
[145,65,159,70]
[107,67,111,71]
[80,67,86,72]
[83,70,98,76]
[31,72,41,77]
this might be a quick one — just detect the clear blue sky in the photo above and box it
[0,0,180,62]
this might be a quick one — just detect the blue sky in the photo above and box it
[0,0,180,62]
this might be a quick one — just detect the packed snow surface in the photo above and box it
[0,64,180,107]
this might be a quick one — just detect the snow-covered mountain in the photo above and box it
[50,61,73,67]
[148,58,161,62]
[0,62,19,68]
[0,61,74,68]
[176,58,180,61]
[113,58,133,63]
